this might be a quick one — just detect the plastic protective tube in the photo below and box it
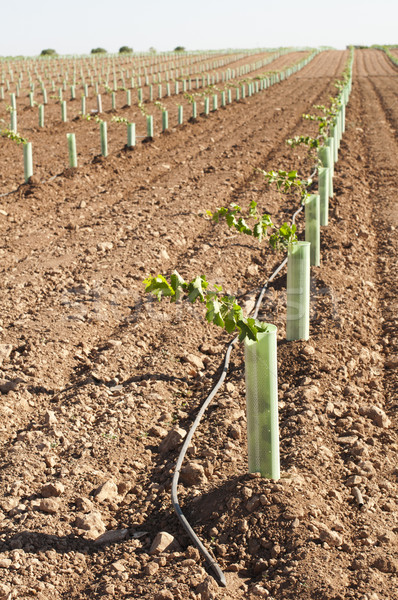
[67,133,77,168]
[244,326,280,479]
[305,194,320,267]
[146,115,154,138]
[100,121,108,157]
[127,123,136,147]
[286,241,310,341]
[318,167,329,226]
[23,142,33,182]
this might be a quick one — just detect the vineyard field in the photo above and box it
[0,48,397,600]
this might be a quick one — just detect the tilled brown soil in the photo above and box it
[0,48,397,600]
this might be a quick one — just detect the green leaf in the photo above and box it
[206,298,225,328]
[143,275,175,300]
[187,276,208,303]
[170,270,186,302]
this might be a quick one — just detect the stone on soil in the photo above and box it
[158,427,187,454]
[93,479,119,502]
[149,532,180,554]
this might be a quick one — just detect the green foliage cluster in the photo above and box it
[119,46,133,54]
[174,46,186,52]
[91,48,107,54]
[144,271,270,342]
[40,49,57,56]
[0,128,27,144]
[208,199,297,249]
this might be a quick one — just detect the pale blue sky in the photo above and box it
[2,0,397,56]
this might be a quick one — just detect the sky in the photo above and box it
[1,0,397,56]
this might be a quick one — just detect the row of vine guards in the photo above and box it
[145,51,354,481]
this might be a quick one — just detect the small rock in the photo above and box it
[97,241,113,252]
[302,345,315,356]
[39,498,60,514]
[196,576,219,600]
[228,423,241,440]
[0,344,12,366]
[160,248,170,261]
[154,591,174,600]
[0,583,11,599]
[158,427,187,454]
[94,528,128,545]
[385,355,398,368]
[346,475,362,486]
[44,410,58,426]
[251,583,270,597]
[372,556,397,573]
[180,461,207,486]
[148,425,168,438]
[149,531,180,555]
[75,497,94,512]
[359,406,391,428]
[145,561,160,576]
[319,525,343,546]
[0,378,24,394]
[111,560,126,573]
[184,353,205,370]
[93,480,118,502]
[74,511,106,539]
[1,497,20,512]
[0,558,12,568]
[41,482,65,498]
[245,264,258,277]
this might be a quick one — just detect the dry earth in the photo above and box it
[0,48,397,600]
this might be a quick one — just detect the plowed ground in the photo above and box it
[0,49,397,600]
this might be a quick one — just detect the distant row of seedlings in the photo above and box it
[1,51,319,182]
[144,48,354,479]
[0,47,295,104]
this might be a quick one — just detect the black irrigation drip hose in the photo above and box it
[170,198,307,587]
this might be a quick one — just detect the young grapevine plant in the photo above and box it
[208,199,297,250]
[144,271,269,342]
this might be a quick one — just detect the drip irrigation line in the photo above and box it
[171,199,306,587]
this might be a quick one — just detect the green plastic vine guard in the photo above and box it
[81,96,86,115]
[10,110,17,133]
[23,142,33,182]
[318,166,329,226]
[286,241,310,341]
[100,121,108,156]
[127,123,136,147]
[178,105,183,125]
[162,110,168,132]
[10,92,16,109]
[111,92,116,110]
[147,115,154,138]
[244,325,280,479]
[61,100,67,122]
[97,94,102,113]
[38,105,44,127]
[192,102,197,119]
[29,92,34,107]
[204,97,209,115]
[305,194,320,267]
[212,94,218,111]
[318,145,333,199]
[67,133,77,168]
